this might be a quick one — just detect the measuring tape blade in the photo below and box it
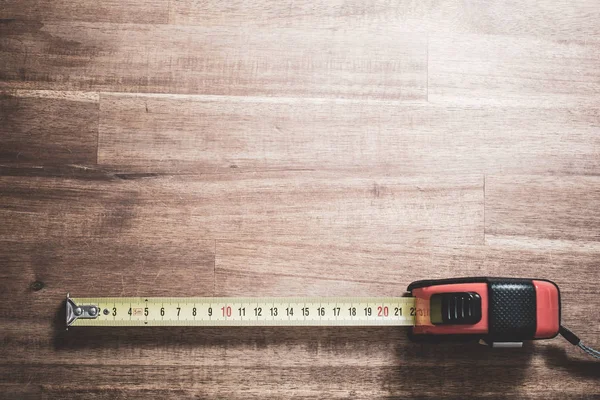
[67,296,417,327]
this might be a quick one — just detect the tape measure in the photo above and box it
[67,296,417,327]
[65,277,600,358]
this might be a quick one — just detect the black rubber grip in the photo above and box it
[487,279,537,341]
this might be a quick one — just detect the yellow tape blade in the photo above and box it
[68,297,417,327]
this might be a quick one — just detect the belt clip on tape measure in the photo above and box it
[66,277,599,358]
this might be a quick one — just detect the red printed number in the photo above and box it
[377,306,389,317]
[221,306,232,317]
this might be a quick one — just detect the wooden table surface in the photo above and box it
[1,1,599,398]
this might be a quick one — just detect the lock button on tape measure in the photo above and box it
[66,276,598,358]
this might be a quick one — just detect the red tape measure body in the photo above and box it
[408,277,560,343]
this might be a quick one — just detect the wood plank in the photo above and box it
[98,93,600,174]
[0,89,98,164]
[429,33,600,107]
[0,234,215,397]
[1,359,596,400]
[2,0,600,397]
[1,306,597,399]
[1,239,598,398]
[170,0,600,40]
[0,169,483,246]
[0,169,600,399]
[486,175,600,243]
[215,241,484,297]
[0,1,168,24]
[0,237,215,325]
[2,350,572,400]
[0,230,225,368]
[0,20,426,98]
[214,239,600,395]
[215,240,600,328]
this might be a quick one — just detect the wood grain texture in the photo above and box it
[0,89,98,164]
[170,0,600,39]
[429,33,600,107]
[486,175,600,243]
[215,239,600,322]
[0,238,215,314]
[0,237,597,399]
[2,0,600,398]
[99,93,600,174]
[0,170,483,246]
[215,239,599,296]
[0,0,168,24]
[214,240,600,349]
[7,332,593,400]
[0,20,426,99]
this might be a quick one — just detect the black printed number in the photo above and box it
[160,307,165,316]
